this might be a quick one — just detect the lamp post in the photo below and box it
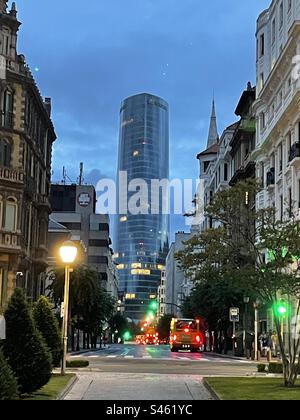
[243,297,250,357]
[253,300,259,361]
[59,241,78,375]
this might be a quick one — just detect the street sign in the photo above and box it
[0,315,5,339]
[229,307,239,322]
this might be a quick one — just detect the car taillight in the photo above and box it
[196,335,201,343]
[184,328,189,333]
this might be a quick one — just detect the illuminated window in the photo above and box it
[133,150,139,157]
[117,264,125,270]
[131,262,142,269]
[125,293,136,300]
[120,216,127,222]
[149,294,156,299]
[131,269,151,276]
[157,265,165,271]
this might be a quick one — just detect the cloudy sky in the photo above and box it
[16,0,270,241]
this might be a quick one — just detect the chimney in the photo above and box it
[44,97,52,116]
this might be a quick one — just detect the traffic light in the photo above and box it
[274,300,288,317]
[149,300,158,311]
[123,331,131,341]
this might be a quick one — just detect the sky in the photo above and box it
[15,0,270,241]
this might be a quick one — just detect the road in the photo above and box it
[64,344,257,400]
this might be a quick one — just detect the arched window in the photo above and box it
[0,139,11,166]
[4,197,17,231]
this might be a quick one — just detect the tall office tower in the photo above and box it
[115,93,169,321]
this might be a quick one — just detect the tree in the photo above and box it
[3,289,52,394]
[0,349,18,400]
[33,296,62,367]
[177,180,300,387]
[109,313,128,342]
[48,266,115,349]
[157,315,174,341]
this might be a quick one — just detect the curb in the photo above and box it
[202,379,221,400]
[56,374,78,400]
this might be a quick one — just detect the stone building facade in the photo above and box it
[0,2,56,309]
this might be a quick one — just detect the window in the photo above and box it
[280,195,283,221]
[4,197,17,231]
[131,269,151,276]
[260,73,265,91]
[260,112,265,131]
[131,262,142,269]
[261,162,265,187]
[279,143,283,173]
[260,34,265,57]
[0,139,11,167]
[1,89,14,128]
[289,188,293,217]
[272,18,276,44]
[88,239,109,247]
[279,3,283,28]
[288,0,292,12]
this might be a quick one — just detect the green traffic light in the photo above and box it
[150,300,158,310]
[123,331,131,341]
[274,301,288,317]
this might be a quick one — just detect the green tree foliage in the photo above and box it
[0,349,18,400]
[33,296,62,367]
[177,180,300,387]
[3,289,52,395]
[48,266,115,348]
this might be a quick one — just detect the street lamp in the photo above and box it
[59,241,78,375]
[243,297,250,358]
[253,300,260,361]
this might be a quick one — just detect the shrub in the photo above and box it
[257,364,266,373]
[66,360,89,368]
[0,350,18,400]
[3,289,52,394]
[268,363,283,374]
[33,296,62,367]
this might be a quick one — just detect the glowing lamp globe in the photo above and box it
[59,241,78,264]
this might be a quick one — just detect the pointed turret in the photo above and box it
[207,99,219,148]
[10,2,17,17]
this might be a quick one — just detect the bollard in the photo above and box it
[267,350,272,362]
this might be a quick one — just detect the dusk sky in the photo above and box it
[16,0,270,241]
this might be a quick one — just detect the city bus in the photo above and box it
[170,318,204,353]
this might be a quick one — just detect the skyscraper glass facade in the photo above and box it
[115,93,169,321]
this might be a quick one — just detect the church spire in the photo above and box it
[207,98,219,148]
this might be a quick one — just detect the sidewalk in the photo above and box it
[206,351,276,363]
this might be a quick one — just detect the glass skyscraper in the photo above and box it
[115,93,169,321]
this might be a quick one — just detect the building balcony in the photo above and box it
[33,194,51,211]
[289,143,300,168]
[266,168,275,187]
[0,166,24,185]
[0,229,22,253]
[239,117,256,133]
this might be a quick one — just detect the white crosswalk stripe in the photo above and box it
[124,355,134,359]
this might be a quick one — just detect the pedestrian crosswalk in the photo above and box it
[69,353,252,363]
